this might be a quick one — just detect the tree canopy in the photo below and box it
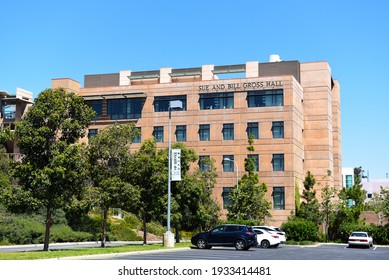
[12,88,95,251]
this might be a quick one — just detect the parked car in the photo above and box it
[253,228,281,248]
[191,224,258,250]
[253,226,286,243]
[348,231,373,248]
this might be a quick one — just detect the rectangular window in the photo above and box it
[247,122,259,139]
[273,187,285,210]
[345,175,353,189]
[247,89,283,107]
[153,126,164,142]
[132,127,141,143]
[175,125,186,142]
[272,154,284,171]
[222,187,233,210]
[272,121,284,138]
[107,98,143,120]
[86,100,103,120]
[223,155,234,172]
[199,124,210,141]
[88,129,98,139]
[199,155,210,172]
[199,92,234,110]
[223,123,234,140]
[248,154,259,172]
[154,95,187,112]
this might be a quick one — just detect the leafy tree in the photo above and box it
[381,187,389,219]
[365,187,389,223]
[320,170,337,242]
[0,126,15,147]
[190,156,220,231]
[227,141,271,223]
[87,123,140,247]
[128,138,167,244]
[297,171,322,225]
[13,88,95,251]
[173,150,220,234]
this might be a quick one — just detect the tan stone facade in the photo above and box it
[52,59,342,226]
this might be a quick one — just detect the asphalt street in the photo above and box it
[73,244,389,260]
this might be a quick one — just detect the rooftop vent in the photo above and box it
[269,54,282,62]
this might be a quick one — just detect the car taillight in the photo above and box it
[245,232,255,235]
[272,235,279,238]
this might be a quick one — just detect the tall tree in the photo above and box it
[128,138,167,244]
[87,123,140,247]
[227,141,271,223]
[298,171,322,225]
[14,88,95,251]
[320,170,337,242]
[172,143,220,234]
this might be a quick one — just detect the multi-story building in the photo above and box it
[52,56,342,225]
[0,88,34,160]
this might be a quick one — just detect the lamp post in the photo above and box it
[164,100,183,248]
[224,158,238,190]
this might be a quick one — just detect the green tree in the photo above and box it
[297,171,322,225]
[227,143,271,223]
[128,138,167,244]
[13,88,95,251]
[87,123,140,247]
[0,126,15,146]
[173,150,220,234]
[320,170,337,242]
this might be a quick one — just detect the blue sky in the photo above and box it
[1,0,388,180]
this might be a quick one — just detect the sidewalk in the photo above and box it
[0,240,163,252]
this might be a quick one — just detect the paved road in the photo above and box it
[0,241,160,252]
[79,244,389,260]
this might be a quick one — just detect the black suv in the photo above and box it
[191,224,258,250]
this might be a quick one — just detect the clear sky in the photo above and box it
[1,0,388,180]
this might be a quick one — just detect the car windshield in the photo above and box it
[351,232,367,237]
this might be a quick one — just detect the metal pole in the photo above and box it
[167,107,172,233]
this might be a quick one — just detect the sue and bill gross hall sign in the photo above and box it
[198,80,283,93]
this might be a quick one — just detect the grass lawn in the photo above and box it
[0,242,192,260]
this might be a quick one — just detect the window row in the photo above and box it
[199,154,284,172]
[152,122,284,142]
[85,89,284,120]
[222,186,285,210]
[89,122,284,143]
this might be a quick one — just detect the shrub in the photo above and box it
[146,221,165,236]
[110,222,143,241]
[338,223,389,244]
[281,219,319,242]
[48,224,93,243]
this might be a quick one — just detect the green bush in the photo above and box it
[146,221,165,236]
[0,213,44,244]
[338,223,389,244]
[0,208,94,244]
[48,224,93,243]
[110,221,143,241]
[281,219,319,242]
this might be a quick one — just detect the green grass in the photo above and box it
[0,242,192,260]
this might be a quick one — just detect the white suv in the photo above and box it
[253,226,286,244]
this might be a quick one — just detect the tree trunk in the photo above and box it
[43,206,52,251]
[142,210,147,245]
[101,209,107,248]
[175,223,180,243]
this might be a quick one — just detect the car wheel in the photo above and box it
[260,240,271,248]
[196,238,208,249]
[234,239,246,250]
